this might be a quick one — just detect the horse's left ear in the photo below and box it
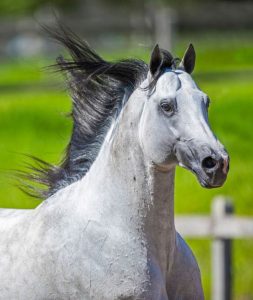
[179,44,196,74]
[149,44,174,78]
[149,44,163,76]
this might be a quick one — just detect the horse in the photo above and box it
[0,29,229,299]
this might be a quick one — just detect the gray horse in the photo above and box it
[0,30,229,299]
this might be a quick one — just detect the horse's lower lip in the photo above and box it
[179,163,226,188]
[189,167,224,189]
[199,180,222,189]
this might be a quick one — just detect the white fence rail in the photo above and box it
[175,196,253,300]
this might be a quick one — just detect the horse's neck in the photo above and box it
[73,89,176,268]
[86,143,176,242]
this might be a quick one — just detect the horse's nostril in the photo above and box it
[202,156,217,169]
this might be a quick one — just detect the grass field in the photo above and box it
[0,31,252,299]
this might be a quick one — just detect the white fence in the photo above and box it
[175,196,253,300]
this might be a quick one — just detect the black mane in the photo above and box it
[22,26,176,199]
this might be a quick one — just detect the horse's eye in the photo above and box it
[160,101,175,114]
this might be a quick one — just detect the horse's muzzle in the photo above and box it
[200,153,229,188]
[175,140,229,189]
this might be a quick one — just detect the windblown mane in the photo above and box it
[22,26,176,199]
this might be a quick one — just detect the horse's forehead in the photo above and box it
[177,72,198,90]
[157,71,198,96]
[158,72,180,94]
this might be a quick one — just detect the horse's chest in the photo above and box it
[58,221,167,299]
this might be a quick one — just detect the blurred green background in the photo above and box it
[0,1,253,299]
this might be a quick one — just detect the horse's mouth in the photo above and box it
[179,162,228,189]
[198,177,224,189]
[193,166,228,189]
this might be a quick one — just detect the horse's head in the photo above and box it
[139,44,229,188]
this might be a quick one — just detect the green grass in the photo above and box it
[0,90,71,208]
[0,32,253,299]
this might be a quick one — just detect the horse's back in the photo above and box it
[0,208,33,250]
[0,208,33,231]
[0,208,40,298]
[0,208,33,258]
[0,208,33,218]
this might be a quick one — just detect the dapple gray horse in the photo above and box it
[0,30,229,299]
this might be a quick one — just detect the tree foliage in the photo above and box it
[0,0,78,16]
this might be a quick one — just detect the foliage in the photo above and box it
[0,0,78,16]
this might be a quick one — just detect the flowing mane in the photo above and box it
[22,27,176,199]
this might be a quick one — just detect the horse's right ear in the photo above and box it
[149,44,163,76]
[179,44,196,74]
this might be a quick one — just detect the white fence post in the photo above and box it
[146,2,177,51]
[212,197,233,300]
[153,6,176,51]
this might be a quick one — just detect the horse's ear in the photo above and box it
[149,44,163,76]
[179,43,196,74]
